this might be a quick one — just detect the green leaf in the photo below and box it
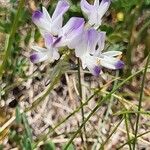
[25,138,33,150]
[15,106,22,124]
[22,113,32,141]
[44,141,56,150]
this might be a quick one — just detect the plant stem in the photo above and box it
[100,71,119,132]
[133,51,150,149]
[77,58,86,147]
[64,69,145,149]
[117,130,150,149]
[0,0,25,78]
[100,118,124,149]
[124,114,132,150]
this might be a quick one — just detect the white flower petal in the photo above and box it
[42,7,52,22]
[80,0,94,15]
[102,51,122,57]
[31,45,47,52]
[94,0,99,6]
[51,0,69,35]
[52,48,60,60]
[52,0,69,19]
[98,0,111,19]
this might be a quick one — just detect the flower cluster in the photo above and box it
[30,0,124,76]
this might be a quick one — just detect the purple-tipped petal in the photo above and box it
[98,0,111,18]
[59,17,85,48]
[32,8,52,35]
[100,0,111,6]
[30,52,48,63]
[93,66,101,76]
[32,10,43,22]
[100,55,123,70]
[51,0,69,35]
[30,53,39,63]
[52,0,69,19]
[81,0,94,14]
[62,17,85,36]
[115,60,124,69]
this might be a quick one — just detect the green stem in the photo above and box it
[64,69,145,149]
[77,58,86,147]
[133,51,150,149]
[125,1,143,77]
[124,114,132,150]
[35,89,101,146]
[114,110,150,116]
[0,0,25,78]
[100,71,119,131]
[100,118,124,149]
[117,130,150,149]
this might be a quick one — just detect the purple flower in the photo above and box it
[30,34,60,63]
[74,28,124,76]
[81,0,111,28]
[32,0,69,35]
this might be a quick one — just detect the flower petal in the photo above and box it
[58,17,85,48]
[94,0,100,6]
[42,7,52,22]
[100,56,124,70]
[44,34,53,48]
[52,0,69,19]
[32,8,52,34]
[115,60,124,69]
[88,10,100,27]
[52,48,60,60]
[51,0,69,35]
[102,51,122,57]
[87,29,101,54]
[90,65,101,76]
[30,52,49,63]
[75,29,98,57]
[98,0,111,19]
[80,53,101,76]
[98,32,106,51]
[31,45,47,52]
[80,0,94,15]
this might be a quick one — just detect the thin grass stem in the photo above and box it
[0,0,25,78]
[77,58,86,148]
[133,51,150,149]
[124,114,132,150]
[117,130,150,149]
[100,118,124,149]
[64,69,145,149]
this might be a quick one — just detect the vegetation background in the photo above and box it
[0,0,150,149]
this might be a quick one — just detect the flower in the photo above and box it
[80,0,111,28]
[55,17,85,49]
[30,16,85,64]
[30,34,60,63]
[75,28,102,76]
[75,28,124,76]
[32,0,69,35]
